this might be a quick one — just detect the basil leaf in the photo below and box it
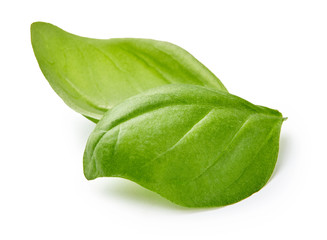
[83,84,284,207]
[31,22,227,122]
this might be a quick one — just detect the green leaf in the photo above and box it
[83,84,284,207]
[31,22,227,122]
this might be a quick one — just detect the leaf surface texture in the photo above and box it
[31,22,227,121]
[84,84,284,207]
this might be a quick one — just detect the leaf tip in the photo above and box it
[31,21,47,34]
[31,22,49,46]
[31,22,61,40]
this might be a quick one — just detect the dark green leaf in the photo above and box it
[83,84,284,207]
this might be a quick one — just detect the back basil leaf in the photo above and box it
[31,22,227,122]
[83,84,285,208]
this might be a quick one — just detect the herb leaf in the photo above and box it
[83,84,284,207]
[31,22,227,122]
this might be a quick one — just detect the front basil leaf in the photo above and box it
[84,84,285,208]
[31,22,227,122]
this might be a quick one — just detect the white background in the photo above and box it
[1,0,326,239]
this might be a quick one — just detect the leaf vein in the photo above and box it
[221,124,278,191]
[119,46,172,84]
[81,41,142,93]
[141,109,214,168]
[191,114,254,181]
[89,106,278,168]
[75,44,107,104]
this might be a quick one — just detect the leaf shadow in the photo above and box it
[70,116,96,146]
[101,179,216,213]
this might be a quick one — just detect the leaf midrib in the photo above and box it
[88,102,280,173]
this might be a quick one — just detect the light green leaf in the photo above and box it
[31,22,227,121]
[84,84,284,207]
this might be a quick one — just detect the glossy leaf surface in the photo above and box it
[84,84,284,207]
[31,22,227,121]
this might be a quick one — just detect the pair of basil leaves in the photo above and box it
[31,22,285,207]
